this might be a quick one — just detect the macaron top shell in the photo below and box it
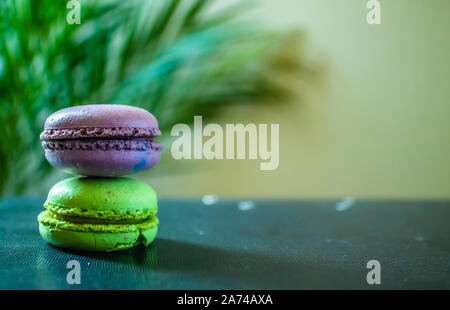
[43,104,159,130]
[44,177,157,220]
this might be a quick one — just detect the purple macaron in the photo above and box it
[40,104,162,177]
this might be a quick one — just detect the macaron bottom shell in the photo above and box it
[39,223,158,252]
[44,148,160,177]
[38,212,158,252]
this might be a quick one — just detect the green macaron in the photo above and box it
[38,176,158,252]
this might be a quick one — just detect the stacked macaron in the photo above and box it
[38,105,161,252]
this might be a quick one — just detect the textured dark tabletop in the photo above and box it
[0,198,449,289]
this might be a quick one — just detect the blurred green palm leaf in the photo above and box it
[0,0,304,196]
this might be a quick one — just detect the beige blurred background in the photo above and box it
[140,0,450,199]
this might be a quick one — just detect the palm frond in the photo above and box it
[0,0,306,196]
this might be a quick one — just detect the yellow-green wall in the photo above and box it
[142,0,450,199]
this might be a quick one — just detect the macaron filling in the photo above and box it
[47,212,152,225]
[42,139,161,151]
[41,126,161,152]
[38,210,158,233]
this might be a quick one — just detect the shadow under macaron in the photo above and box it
[55,237,361,289]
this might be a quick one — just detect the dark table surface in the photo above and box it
[0,198,449,289]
